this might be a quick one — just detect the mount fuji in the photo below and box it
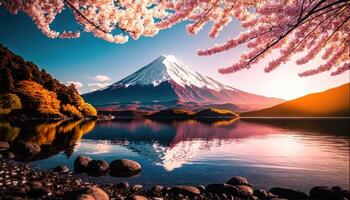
[82,55,283,112]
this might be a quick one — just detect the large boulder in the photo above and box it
[310,186,338,200]
[87,160,109,176]
[226,176,250,186]
[74,156,92,172]
[169,186,201,197]
[270,187,308,200]
[205,184,239,196]
[109,159,141,177]
[65,186,109,200]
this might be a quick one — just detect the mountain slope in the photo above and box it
[0,44,97,118]
[83,55,283,111]
[242,83,350,117]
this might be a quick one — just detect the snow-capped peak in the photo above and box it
[113,55,234,91]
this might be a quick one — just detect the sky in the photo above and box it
[0,7,348,100]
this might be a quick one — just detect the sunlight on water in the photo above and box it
[0,118,349,192]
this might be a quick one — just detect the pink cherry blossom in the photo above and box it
[1,0,349,76]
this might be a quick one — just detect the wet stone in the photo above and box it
[52,165,69,173]
[226,176,251,186]
[117,181,129,189]
[310,186,338,200]
[169,186,201,197]
[0,141,10,151]
[131,184,143,192]
[270,187,309,200]
[254,189,269,200]
[205,184,239,196]
[110,159,141,177]
[86,160,109,176]
[74,155,92,172]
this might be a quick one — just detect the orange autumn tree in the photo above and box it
[17,80,62,117]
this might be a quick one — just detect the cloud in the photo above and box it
[88,82,110,91]
[67,81,83,89]
[93,75,111,82]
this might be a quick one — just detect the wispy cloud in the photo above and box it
[88,82,110,91]
[67,81,83,89]
[87,75,112,91]
[91,75,111,82]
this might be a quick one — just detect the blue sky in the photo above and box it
[0,6,348,100]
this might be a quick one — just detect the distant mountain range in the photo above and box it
[243,83,350,117]
[82,55,283,112]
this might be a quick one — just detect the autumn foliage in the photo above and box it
[0,45,97,118]
[61,104,83,119]
[17,80,62,117]
[0,93,22,115]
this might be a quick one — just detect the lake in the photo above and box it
[0,118,349,192]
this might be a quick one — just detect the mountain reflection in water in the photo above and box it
[0,118,349,191]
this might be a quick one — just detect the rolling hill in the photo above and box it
[242,83,350,117]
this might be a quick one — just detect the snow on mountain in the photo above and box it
[82,55,284,110]
[126,140,229,171]
[113,55,235,91]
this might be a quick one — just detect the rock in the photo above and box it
[341,190,350,199]
[76,194,95,200]
[2,151,15,159]
[87,160,109,176]
[0,141,10,151]
[27,181,47,196]
[150,185,164,196]
[109,159,141,177]
[13,141,41,157]
[310,186,338,200]
[254,189,269,200]
[131,184,143,192]
[331,186,342,193]
[4,185,28,196]
[74,156,92,172]
[205,184,239,195]
[270,187,308,200]
[169,186,201,197]
[237,185,253,196]
[196,185,205,194]
[116,182,129,189]
[226,176,250,186]
[127,195,148,200]
[65,186,109,200]
[52,165,69,173]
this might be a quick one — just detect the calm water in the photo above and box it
[0,118,349,192]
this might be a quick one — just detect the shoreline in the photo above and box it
[0,158,349,200]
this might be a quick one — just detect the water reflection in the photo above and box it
[0,118,349,191]
[0,120,96,160]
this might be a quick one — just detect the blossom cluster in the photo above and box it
[2,0,349,76]
[188,0,350,76]
[2,0,170,43]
